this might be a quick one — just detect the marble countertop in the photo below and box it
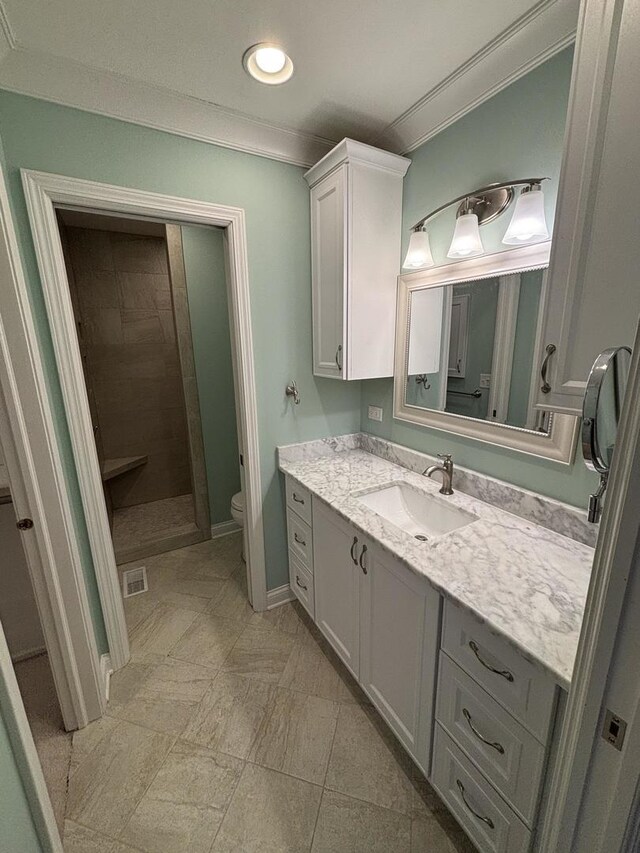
[279,448,594,689]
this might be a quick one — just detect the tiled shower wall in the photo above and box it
[65,226,192,508]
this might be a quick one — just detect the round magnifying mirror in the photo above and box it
[582,346,632,522]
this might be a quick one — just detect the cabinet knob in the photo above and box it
[16,518,34,531]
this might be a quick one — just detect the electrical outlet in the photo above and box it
[368,405,383,422]
[480,373,492,388]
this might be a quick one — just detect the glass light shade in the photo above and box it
[502,187,549,245]
[447,212,484,259]
[402,230,434,269]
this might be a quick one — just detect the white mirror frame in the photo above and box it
[394,242,579,464]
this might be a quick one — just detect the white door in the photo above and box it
[359,543,440,769]
[310,166,346,378]
[312,500,359,677]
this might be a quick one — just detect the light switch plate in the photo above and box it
[368,405,383,422]
[480,374,491,388]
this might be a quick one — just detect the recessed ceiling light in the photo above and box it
[243,43,294,85]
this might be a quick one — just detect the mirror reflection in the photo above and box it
[405,269,551,433]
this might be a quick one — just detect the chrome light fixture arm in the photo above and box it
[409,177,549,233]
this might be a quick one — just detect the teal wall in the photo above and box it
[361,47,599,508]
[0,91,361,595]
[0,717,42,853]
[181,224,241,525]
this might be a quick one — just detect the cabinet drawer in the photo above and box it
[287,510,313,573]
[286,477,312,525]
[289,554,314,619]
[432,725,531,853]
[436,654,546,825]
[442,602,556,741]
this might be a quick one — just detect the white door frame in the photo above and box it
[20,170,268,679]
[0,165,104,731]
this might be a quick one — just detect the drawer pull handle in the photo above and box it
[335,344,343,372]
[359,544,368,574]
[292,493,305,504]
[295,575,308,592]
[350,536,359,565]
[293,532,307,547]
[468,641,514,683]
[456,780,495,829]
[463,708,505,755]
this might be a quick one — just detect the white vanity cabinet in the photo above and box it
[311,495,440,771]
[359,539,440,772]
[312,499,361,678]
[304,139,410,380]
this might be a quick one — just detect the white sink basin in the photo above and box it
[356,482,477,540]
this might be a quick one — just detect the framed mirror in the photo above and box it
[394,243,579,463]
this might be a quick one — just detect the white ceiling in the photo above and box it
[0,0,579,166]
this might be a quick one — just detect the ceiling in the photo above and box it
[0,0,580,166]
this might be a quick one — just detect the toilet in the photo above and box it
[230,491,246,561]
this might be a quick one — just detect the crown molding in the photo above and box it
[374,0,578,154]
[0,46,335,168]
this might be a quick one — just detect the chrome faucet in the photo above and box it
[423,453,454,495]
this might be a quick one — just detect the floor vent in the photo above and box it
[122,566,148,599]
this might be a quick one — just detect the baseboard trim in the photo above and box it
[266,584,295,610]
[10,645,47,664]
[211,520,241,539]
[100,653,113,703]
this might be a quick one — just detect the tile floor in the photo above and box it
[112,493,195,555]
[64,532,474,853]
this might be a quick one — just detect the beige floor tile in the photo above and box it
[209,577,255,622]
[279,637,364,705]
[129,602,198,661]
[182,673,274,758]
[67,719,174,837]
[325,703,418,815]
[170,613,245,669]
[211,763,322,853]
[111,658,217,735]
[249,688,339,784]
[312,790,411,853]
[70,715,120,776]
[250,601,309,637]
[122,594,159,633]
[63,820,119,853]
[107,661,155,714]
[175,534,243,580]
[120,741,243,853]
[411,816,476,853]
[221,625,294,683]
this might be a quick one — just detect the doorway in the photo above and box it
[21,170,267,702]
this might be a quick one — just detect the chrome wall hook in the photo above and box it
[286,380,300,405]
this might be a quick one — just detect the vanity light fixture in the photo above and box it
[243,43,294,85]
[403,177,549,270]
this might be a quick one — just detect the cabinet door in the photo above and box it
[312,499,359,678]
[310,166,346,379]
[359,543,441,770]
[535,0,638,413]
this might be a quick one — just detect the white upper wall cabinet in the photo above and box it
[304,139,410,380]
[535,0,638,414]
